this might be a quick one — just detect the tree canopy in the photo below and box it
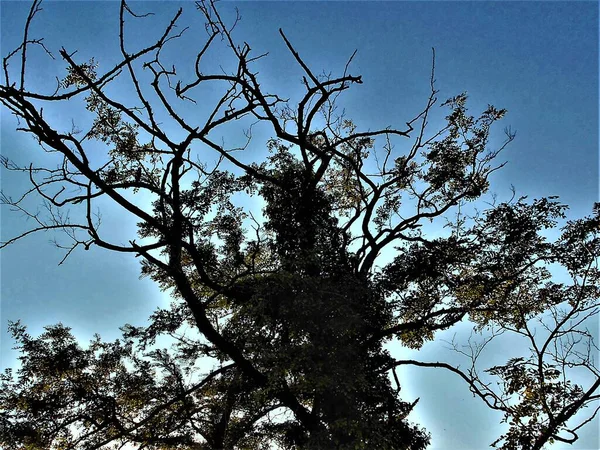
[1,1,598,449]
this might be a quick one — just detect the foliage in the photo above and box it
[1,1,598,449]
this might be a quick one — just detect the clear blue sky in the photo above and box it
[1,1,598,449]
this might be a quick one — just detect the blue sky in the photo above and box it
[1,1,598,448]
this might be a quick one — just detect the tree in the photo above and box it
[0,1,598,449]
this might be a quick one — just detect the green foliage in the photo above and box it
[1,1,598,449]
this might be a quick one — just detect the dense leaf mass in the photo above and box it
[1,1,598,449]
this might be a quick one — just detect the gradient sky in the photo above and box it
[1,1,598,449]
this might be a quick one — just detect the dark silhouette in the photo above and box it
[1,1,598,449]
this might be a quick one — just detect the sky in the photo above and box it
[1,1,598,449]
